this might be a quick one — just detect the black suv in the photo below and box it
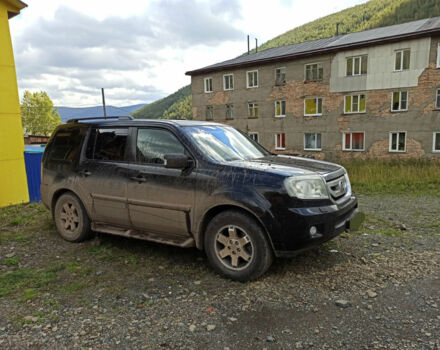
[41,117,358,281]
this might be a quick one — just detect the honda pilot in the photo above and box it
[41,117,358,281]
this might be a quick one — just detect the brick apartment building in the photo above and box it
[186,17,440,160]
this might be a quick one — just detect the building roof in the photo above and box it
[3,0,27,19]
[186,16,440,76]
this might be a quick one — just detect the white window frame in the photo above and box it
[204,77,213,93]
[249,132,259,143]
[394,49,410,71]
[305,62,323,81]
[274,100,286,118]
[223,74,234,91]
[205,105,213,120]
[225,104,233,119]
[275,67,286,85]
[246,70,259,88]
[437,43,440,68]
[274,133,286,150]
[303,133,322,151]
[433,132,440,153]
[391,91,409,112]
[342,132,365,152]
[248,102,259,118]
[344,94,366,114]
[304,97,323,116]
[436,89,440,109]
[346,55,368,76]
[389,131,407,153]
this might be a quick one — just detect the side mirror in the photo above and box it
[164,153,191,169]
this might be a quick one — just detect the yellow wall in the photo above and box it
[0,0,29,207]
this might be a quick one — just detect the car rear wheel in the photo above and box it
[54,193,91,242]
[204,210,273,281]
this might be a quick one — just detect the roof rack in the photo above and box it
[67,116,134,123]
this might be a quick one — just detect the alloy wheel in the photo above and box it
[214,225,254,271]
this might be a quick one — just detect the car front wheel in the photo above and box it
[204,210,273,281]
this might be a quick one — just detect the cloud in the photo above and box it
[13,0,244,106]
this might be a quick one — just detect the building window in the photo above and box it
[275,133,286,150]
[204,77,213,93]
[275,67,286,85]
[225,104,233,119]
[346,55,368,76]
[433,132,440,152]
[249,132,259,143]
[389,132,406,152]
[391,91,408,112]
[344,94,366,114]
[205,106,213,120]
[304,97,323,116]
[343,132,365,151]
[275,100,286,117]
[223,74,234,91]
[395,49,410,71]
[247,70,258,88]
[436,89,440,109]
[304,133,322,151]
[305,63,323,81]
[437,43,440,68]
[248,103,259,118]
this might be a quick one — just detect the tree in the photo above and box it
[162,95,193,120]
[20,90,61,135]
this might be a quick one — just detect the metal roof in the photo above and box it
[186,16,440,76]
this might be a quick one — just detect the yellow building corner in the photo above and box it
[0,0,29,207]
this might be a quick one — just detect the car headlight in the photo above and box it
[284,174,329,199]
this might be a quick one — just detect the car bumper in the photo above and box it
[273,195,358,258]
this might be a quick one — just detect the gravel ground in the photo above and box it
[0,194,439,349]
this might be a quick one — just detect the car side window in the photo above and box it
[86,127,128,161]
[47,128,83,163]
[136,128,185,165]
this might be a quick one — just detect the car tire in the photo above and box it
[204,210,273,282]
[54,192,92,242]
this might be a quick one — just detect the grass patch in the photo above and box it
[4,257,19,266]
[0,203,47,229]
[428,220,440,228]
[67,262,92,277]
[61,281,88,293]
[88,242,118,261]
[22,288,37,301]
[341,160,440,195]
[377,228,404,237]
[0,267,57,298]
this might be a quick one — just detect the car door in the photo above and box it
[77,126,131,228]
[126,127,196,239]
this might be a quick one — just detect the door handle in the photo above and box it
[79,170,92,177]
[130,175,147,183]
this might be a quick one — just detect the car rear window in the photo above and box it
[86,128,128,161]
[46,128,83,163]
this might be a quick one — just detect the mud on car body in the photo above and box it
[41,117,358,281]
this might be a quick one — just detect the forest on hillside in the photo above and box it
[132,0,440,120]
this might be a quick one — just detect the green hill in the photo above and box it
[132,0,440,119]
[257,0,440,52]
[131,85,191,119]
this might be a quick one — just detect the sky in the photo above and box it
[9,0,368,107]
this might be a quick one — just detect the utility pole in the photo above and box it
[101,88,107,119]
[247,35,250,55]
[255,38,258,53]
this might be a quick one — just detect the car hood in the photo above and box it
[229,155,343,177]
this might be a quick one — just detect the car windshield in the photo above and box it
[183,125,270,162]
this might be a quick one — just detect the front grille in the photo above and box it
[326,175,348,201]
